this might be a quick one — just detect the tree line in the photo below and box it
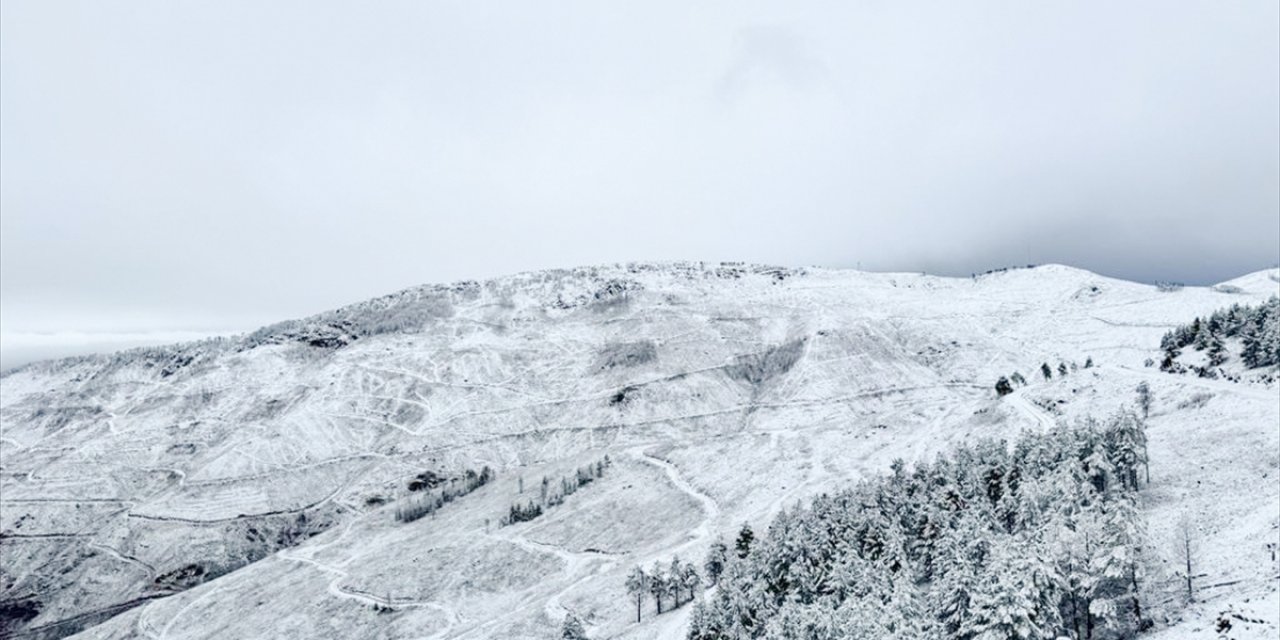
[624,556,704,622]
[501,457,611,527]
[394,466,495,523]
[996,357,1092,396]
[1160,296,1279,376]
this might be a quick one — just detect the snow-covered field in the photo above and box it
[1,262,1276,639]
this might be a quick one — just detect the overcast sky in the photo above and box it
[2,1,1278,368]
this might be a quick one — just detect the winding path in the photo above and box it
[634,449,721,554]
[276,547,461,636]
[1006,389,1056,429]
[631,448,724,639]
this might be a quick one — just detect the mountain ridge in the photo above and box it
[6,262,1276,380]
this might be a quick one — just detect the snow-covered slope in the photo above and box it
[1,262,1276,639]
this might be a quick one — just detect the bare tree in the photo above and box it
[1177,514,1197,603]
[1135,382,1152,420]
[1135,383,1153,483]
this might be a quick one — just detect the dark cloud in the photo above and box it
[2,1,1277,368]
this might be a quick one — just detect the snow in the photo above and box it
[0,262,1276,639]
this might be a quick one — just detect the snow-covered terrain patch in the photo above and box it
[1,263,1276,639]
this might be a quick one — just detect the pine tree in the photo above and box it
[759,602,843,640]
[1241,316,1264,367]
[561,612,589,640]
[964,539,1062,640]
[648,561,668,614]
[681,562,702,603]
[667,556,685,607]
[1052,506,1104,640]
[995,376,1013,397]
[1058,362,1069,377]
[688,602,717,640]
[1087,496,1147,637]
[1260,302,1280,367]
[1041,363,1053,380]
[1206,332,1227,367]
[705,537,728,585]
[1234,299,1278,368]
[934,511,991,638]
[1104,411,1147,491]
[1193,320,1212,350]
[625,566,648,623]
[735,524,755,559]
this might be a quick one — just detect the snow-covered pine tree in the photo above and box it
[1241,316,1264,367]
[1085,496,1147,637]
[1193,320,1213,350]
[995,376,1013,396]
[648,561,668,614]
[963,536,1061,640]
[705,537,729,585]
[1081,437,1116,497]
[1051,506,1104,640]
[1103,411,1147,491]
[687,602,717,640]
[736,523,755,559]
[759,602,843,640]
[681,562,702,603]
[667,556,685,607]
[1206,332,1227,367]
[625,566,648,622]
[933,509,991,639]
[560,612,589,640]
[1260,301,1280,367]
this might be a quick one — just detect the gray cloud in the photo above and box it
[2,1,1277,367]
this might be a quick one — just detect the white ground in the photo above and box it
[1,262,1276,639]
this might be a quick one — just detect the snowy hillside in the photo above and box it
[1,262,1276,639]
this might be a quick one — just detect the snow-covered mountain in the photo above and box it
[1,262,1277,640]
